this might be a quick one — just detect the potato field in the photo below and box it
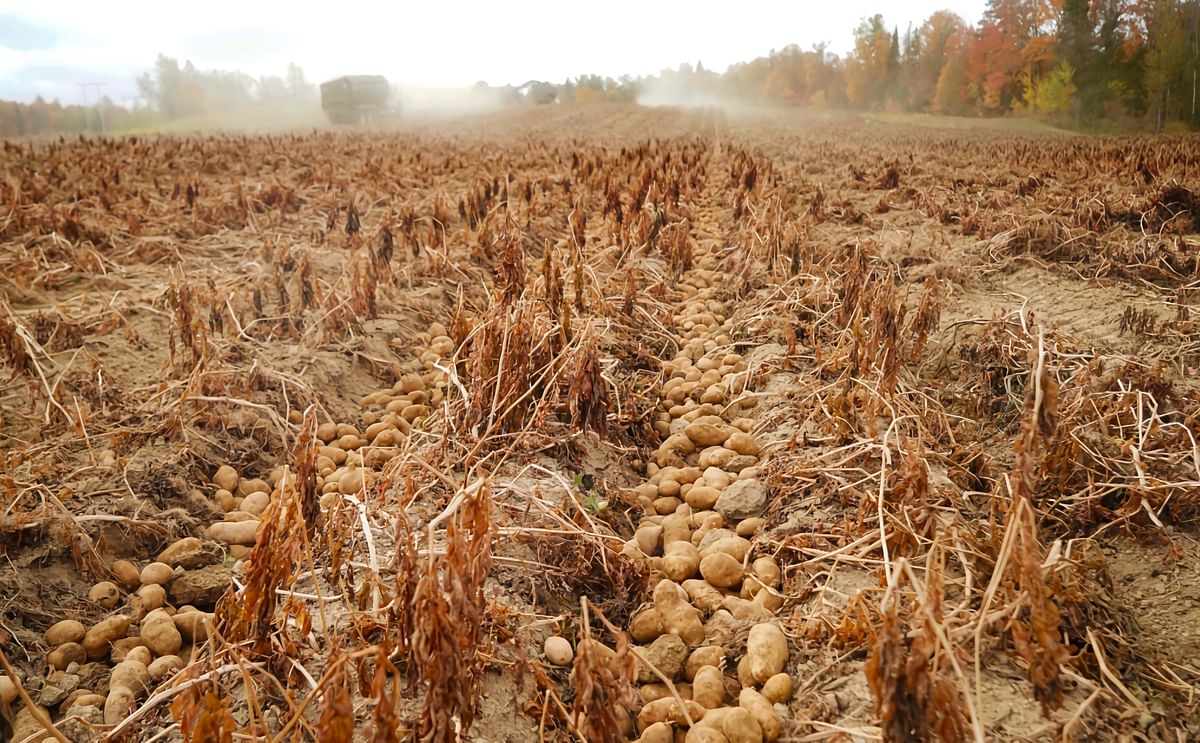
[1,105,1199,742]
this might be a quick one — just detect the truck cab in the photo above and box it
[320,75,393,124]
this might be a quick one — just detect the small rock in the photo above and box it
[637,633,688,683]
[715,478,767,520]
[39,674,78,706]
[59,704,103,743]
[169,564,234,607]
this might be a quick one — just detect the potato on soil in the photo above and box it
[110,637,146,662]
[46,619,86,646]
[692,665,727,709]
[136,582,167,612]
[88,581,121,608]
[149,654,184,681]
[49,642,87,670]
[662,541,701,582]
[544,635,573,665]
[212,464,238,491]
[739,688,781,741]
[699,552,743,590]
[0,674,17,705]
[653,579,706,646]
[746,623,789,684]
[125,645,153,667]
[637,697,705,731]
[686,727,731,743]
[141,608,183,655]
[83,615,131,659]
[12,703,54,742]
[715,706,763,743]
[639,721,674,743]
[111,559,142,589]
[208,519,260,545]
[678,642,719,675]
[139,562,175,586]
[172,609,212,643]
[105,686,138,725]
[761,673,793,704]
[630,607,666,643]
[700,536,751,563]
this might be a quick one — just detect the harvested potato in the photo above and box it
[653,580,705,646]
[46,619,86,646]
[105,686,138,725]
[684,645,727,680]
[111,560,142,589]
[685,726,731,743]
[0,674,16,705]
[739,688,781,741]
[544,636,573,666]
[124,646,152,667]
[136,583,167,612]
[207,519,260,545]
[139,562,175,586]
[48,642,86,670]
[662,541,701,582]
[141,608,183,656]
[761,673,793,704]
[751,557,781,588]
[699,553,743,590]
[110,637,146,662]
[718,707,763,743]
[630,607,665,643]
[149,655,184,681]
[637,697,705,732]
[635,524,664,556]
[746,624,788,684]
[212,464,239,491]
[88,581,121,609]
[109,659,149,695]
[700,536,751,563]
[83,615,131,660]
[639,721,674,743]
[692,665,726,709]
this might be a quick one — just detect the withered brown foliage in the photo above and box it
[567,332,608,437]
[411,483,494,742]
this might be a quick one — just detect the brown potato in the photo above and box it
[83,615,131,660]
[699,553,743,590]
[46,619,86,646]
[140,608,182,656]
[653,580,705,646]
[746,624,788,685]
[88,581,121,608]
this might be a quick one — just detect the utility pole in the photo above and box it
[78,83,107,133]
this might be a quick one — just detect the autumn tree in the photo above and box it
[845,15,894,107]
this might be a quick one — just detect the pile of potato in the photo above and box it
[610,266,792,743]
[0,322,462,740]
[0,540,213,739]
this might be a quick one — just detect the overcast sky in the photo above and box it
[0,1,986,105]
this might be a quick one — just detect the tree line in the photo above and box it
[557,0,1200,131]
[3,1,1198,137]
[0,57,314,137]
